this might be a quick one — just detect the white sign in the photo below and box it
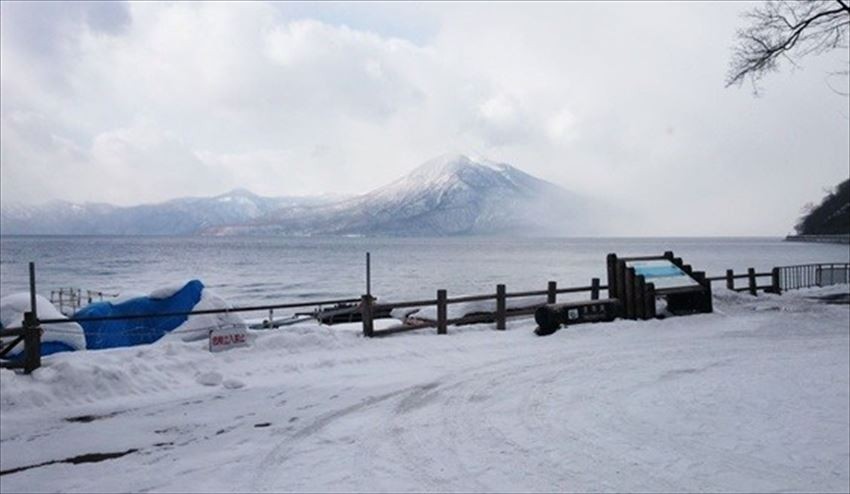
[209,326,249,353]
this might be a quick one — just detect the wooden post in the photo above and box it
[672,257,683,267]
[682,264,693,275]
[366,252,371,297]
[771,267,781,294]
[437,289,447,335]
[663,250,674,260]
[747,268,757,296]
[496,284,506,330]
[58,288,64,314]
[547,281,557,304]
[634,275,646,320]
[624,267,635,320]
[361,294,374,337]
[644,282,656,318]
[29,262,38,319]
[693,271,712,313]
[606,254,618,299]
[590,278,600,300]
[726,269,735,290]
[616,259,627,305]
[23,311,41,374]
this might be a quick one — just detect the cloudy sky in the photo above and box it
[1,1,848,235]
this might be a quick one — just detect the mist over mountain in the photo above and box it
[210,154,594,236]
[1,155,598,237]
[0,189,333,235]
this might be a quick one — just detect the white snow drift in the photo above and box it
[0,285,848,493]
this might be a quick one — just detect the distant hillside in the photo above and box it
[207,154,594,237]
[795,179,850,235]
[1,155,599,237]
[0,190,334,235]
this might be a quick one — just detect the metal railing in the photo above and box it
[778,263,850,291]
[3,260,848,373]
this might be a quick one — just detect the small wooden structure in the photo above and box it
[606,251,713,320]
[534,299,621,335]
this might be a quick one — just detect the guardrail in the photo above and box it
[2,260,848,374]
[362,278,606,337]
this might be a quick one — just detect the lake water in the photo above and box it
[1,236,848,307]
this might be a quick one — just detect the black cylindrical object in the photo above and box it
[534,305,564,336]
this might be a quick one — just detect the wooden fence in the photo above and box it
[2,260,848,374]
[361,278,605,337]
[706,268,779,295]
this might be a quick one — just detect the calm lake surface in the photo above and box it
[1,236,848,306]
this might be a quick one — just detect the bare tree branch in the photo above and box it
[727,0,850,94]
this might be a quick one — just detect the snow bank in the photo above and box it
[1,285,847,493]
[0,322,357,410]
[0,293,86,354]
[169,289,247,342]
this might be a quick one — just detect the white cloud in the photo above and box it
[0,1,847,235]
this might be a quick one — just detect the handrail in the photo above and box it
[39,297,363,325]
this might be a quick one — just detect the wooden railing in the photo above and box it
[362,279,606,337]
[3,260,848,373]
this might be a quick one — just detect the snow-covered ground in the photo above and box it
[1,286,848,493]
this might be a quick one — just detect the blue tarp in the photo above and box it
[73,280,204,350]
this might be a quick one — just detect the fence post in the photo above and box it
[624,267,635,319]
[547,281,557,304]
[644,282,656,319]
[726,269,734,290]
[361,294,374,337]
[590,278,600,300]
[616,260,627,305]
[606,254,618,299]
[496,284,506,330]
[747,268,757,296]
[437,289,447,335]
[28,261,38,317]
[771,267,781,294]
[634,275,646,320]
[366,252,371,296]
[23,311,41,374]
[693,271,713,313]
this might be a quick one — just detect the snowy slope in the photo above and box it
[216,154,590,236]
[0,190,335,235]
[1,286,848,492]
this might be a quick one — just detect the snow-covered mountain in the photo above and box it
[1,155,594,236]
[210,154,591,236]
[0,189,332,235]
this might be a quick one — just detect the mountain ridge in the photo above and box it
[1,155,594,236]
[208,154,591,236]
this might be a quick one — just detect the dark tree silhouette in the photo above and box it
[795,179,850,234]
[727,0,850,94]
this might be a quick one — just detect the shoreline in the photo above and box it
[785,234,850,245]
